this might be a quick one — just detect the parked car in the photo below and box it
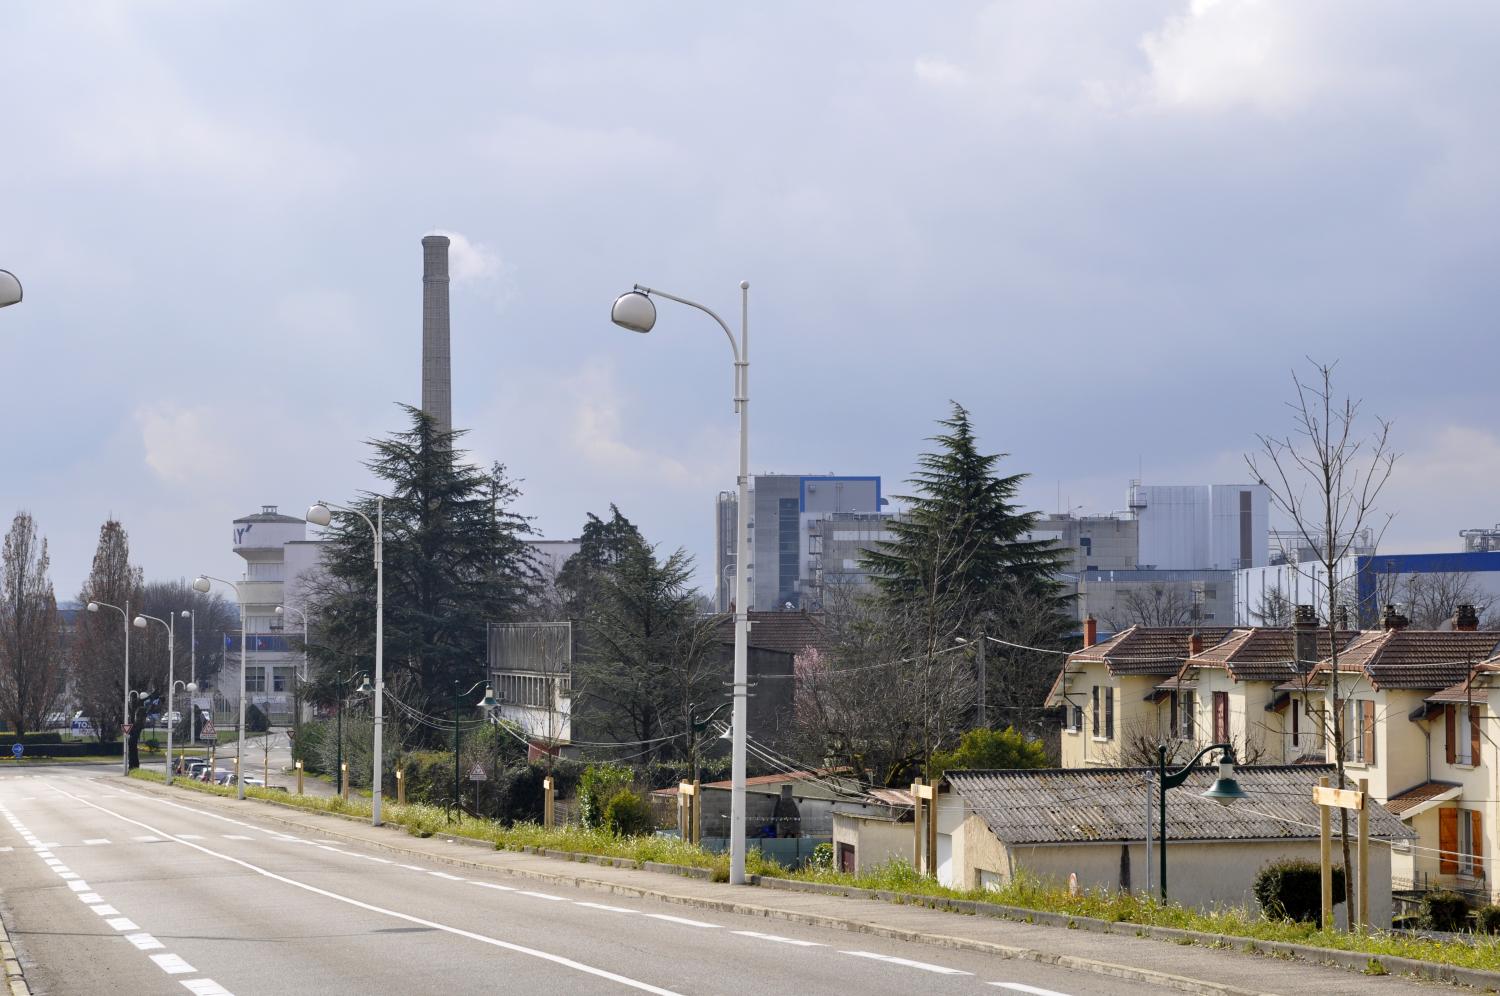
[186,760,209,778]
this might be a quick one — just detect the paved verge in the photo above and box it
[123,778,1455,996]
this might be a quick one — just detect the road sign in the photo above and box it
[10,744,21,759]
[198,717,217,742]
[468,763,487,782]
[122,723,133,735]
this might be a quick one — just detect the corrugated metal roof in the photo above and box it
[944,766,1414,845]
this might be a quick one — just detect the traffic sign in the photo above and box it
[198,717,217,742]
[468,763,487,782]
[122,723,133,735]
[10,744,21,759]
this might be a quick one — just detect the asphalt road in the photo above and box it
[0,764,1160,996]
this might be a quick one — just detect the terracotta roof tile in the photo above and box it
[713,611,830,656]
[1322,630,1500,691]
[1384,781,1463,818]
[1069,626,1234,677]
[1187,628,1359,684]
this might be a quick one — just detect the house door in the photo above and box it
[936,833,954,887]
[837,842,855,873]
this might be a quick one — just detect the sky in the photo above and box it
[2,1,1498,599]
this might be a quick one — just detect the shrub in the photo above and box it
[602,789,654,837]
[579,763,634,829]
[1420,891,1471,932]
[1252,858,1344,923]
[929,727,1051,780]
[809,842,835,872]
[246,703,269,734]
[1475,905,1500,934]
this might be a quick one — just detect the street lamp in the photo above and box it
[611,280,753,884]
[169,679,198,781]
[180,609,197,743]
[451,679,498,819]
[0,270,21,308]
[134,612,190,785]
[194,574,251,800]
[276,604,311,726]
[87,599,131,775]
[332,669,370,798]
[1156,742,1247,902]
[307,498,385,827]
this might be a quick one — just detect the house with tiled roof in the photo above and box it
[710,610,830,748]
[933,766,1410,921]
[1047,619,1232,767]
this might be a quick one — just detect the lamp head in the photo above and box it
[477,685,498,710]
[185,682,198,693]
[0,270,20,309]
[192,576,211,593]
[87,601,100,613]
[133,616,148,629]
[274,605,284,616]
[1201,751,1248,807]
[610,290,656,334]
[355,674,373,695]
[180,610,190,619]
[305,503,332,527]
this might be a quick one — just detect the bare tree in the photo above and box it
[1402,572,1493,629]
[1250,583,1294,627]
[1099,582,1195,630]
[1247,360,1396,921]
[0,512,64,734]
[71,519,144,746]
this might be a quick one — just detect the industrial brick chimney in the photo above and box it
[421,234,452,440]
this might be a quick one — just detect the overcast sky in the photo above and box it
[3,1,1498,599]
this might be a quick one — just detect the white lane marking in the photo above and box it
[66,880,90,891]
[0,846,11,852]
[132,835,163,842]
[646,914,721,928]
[397,863,425,872]
[349,853,390,864]
[89,904,121,916]
[84,838,111,845]
[575,902,636,914]
[52,786,685,996]
[151,953,197,975]
[43,858,63,866]
[468,881,516,891]
[39,841,59,847]
[222,835,253,841]
[990,984,1073,996]
[317,845,345,853]
[59,872,80,880]
[732,930,825,947]
[841,951,971,975]
[127,933,165,951]
[181,979,233,996]
[106,917,140,931]
[37,850,55,858]
[178,835,205,841]
[518,890,568,902]
[429,872,463,881]
[79,893,102,904]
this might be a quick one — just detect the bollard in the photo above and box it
[396,767,406,806]
[295,759,304,795]
[341,762,349,800]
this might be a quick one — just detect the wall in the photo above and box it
[833,812,913,872]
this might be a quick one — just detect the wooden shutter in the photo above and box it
[1471,705,1482,766]
[1291,701,1300,747]
[1213,691,1229,743]
[1446,706,1457,765]
[1440,808,1459,874]
[1472,810,1485,879]
[1105,687,1115,739]
[1092,687,1099,737]
[1362,700,1377,764]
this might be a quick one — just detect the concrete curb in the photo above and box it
[758,876,1500,991]
[0,912,32,996]
[121,778,1481,994]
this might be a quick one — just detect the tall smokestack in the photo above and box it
[421,234,452,440]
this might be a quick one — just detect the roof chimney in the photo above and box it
[1188,631,1204,657]
[421,234,453,441]
[1293,604,1318,673]
[1083,616,1098,648]
[1456,604,1480,632]
[1382,603,1411,631]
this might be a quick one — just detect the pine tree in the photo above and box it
[556,505,647,621]
[305,406,537,735]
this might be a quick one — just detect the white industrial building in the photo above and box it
[1131,482,1269,571]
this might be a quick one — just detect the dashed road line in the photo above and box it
[150,953,197,975]
[222,835,253,841]
[841,951,972,975]
[429,871,463,881]
[989,985,1073,996]
[105,917,140,931]
[518,890,568,901]
[126,933,165,951]
[89,904,121,916]
[574,901,634,913]
[181,979,233,995]
[732,930,824,947]
[646,914,720,928]
[84,838,111,845]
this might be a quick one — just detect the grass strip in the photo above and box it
[127,769,782,882]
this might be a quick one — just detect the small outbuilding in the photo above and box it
[936,765,1414,925]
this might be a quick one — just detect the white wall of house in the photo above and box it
[832,812,912,873]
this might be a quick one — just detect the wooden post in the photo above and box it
[395,766,405,806]
[911,780,924,874]
[1358,777,1370,932]
[233,755,239,787]
[692,779,701,845]
[1319,776,1333,929]
[295,759,304,795]
[341,762,349,800]
[544,776,555,829]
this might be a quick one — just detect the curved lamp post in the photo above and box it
[86,599,131,774]
[451,679,498,819]
[332,669,371,798]
[611,280,752,884]
[194,574,251,799]
[307,499,385,826]
[0,270,21,308]
[134,611,193,785]
[1156,742,1247,902]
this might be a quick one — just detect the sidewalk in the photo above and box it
[122,779,1454,996]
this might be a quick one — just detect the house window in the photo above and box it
[1212,691,1229,743]
[1168,690,1195,740]
[1446,705,1481,766]
[1104,687,1115,739]
[1345,699,1376,763]
[245,667,266,693]
[1180,691,1195,740]
[1291,700,1300,748]
[1066,703,1083,733]
[1445,808,1485,877]
[1092,687,1100,737]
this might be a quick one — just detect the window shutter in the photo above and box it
[1105,687,1115,739]
[1440,808,1459,874]
[1473,810,1485,879]
[1363,700,1376,764]
[1092,687,1099,737]
[1471,705,1482,766]
[1292,701,1300,747]
[1446,706,1457,765]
